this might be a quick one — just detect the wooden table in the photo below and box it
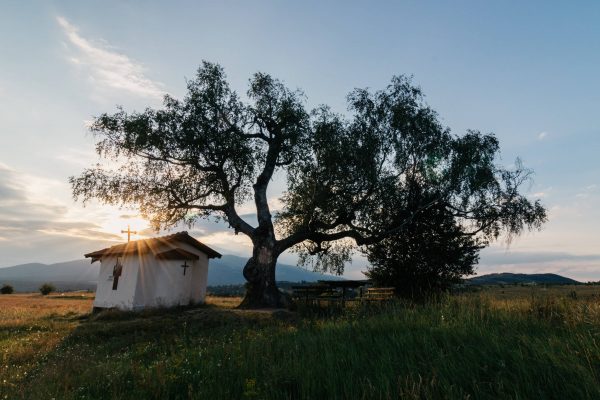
[292,280,371,307]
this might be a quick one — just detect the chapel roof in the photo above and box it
[84,231,222,263]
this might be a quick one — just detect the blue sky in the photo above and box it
[1,1,599,280]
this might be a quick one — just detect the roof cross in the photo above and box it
[121,225,138,242]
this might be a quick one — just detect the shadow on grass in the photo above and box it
[13,296,600,400]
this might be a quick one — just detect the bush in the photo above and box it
[39,283,56,295]
[0,284,14,294]
[364,201,482,299]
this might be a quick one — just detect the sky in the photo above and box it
[0,1,599,280]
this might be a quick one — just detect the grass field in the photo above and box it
[2,286,600,399]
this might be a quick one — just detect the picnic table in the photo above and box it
[291,280,394,307]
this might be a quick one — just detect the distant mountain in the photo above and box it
[0,260,100,292]
[0,254,338,292]
[468,272,580,286]
[210,254,339,285]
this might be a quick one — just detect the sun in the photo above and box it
[97,207,151,242]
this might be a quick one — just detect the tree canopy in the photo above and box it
[71,62,546,307]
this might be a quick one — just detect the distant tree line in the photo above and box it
[0,284,13,294]
[0,283,57,295]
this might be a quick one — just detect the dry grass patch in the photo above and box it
[0,293,93,398]
[205,295,242,309]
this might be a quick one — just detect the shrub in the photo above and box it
[364,201,483,299]
[39,283,56,295]
[0,284,14,294]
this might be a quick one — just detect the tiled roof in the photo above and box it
[84,231,222,263]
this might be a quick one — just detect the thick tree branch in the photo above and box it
[276,197,441,252]
[253,137,281,231]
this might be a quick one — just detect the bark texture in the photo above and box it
[239,243,289,308]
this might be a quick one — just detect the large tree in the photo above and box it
[71,62,546,308]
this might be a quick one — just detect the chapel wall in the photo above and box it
[93,255,139,310]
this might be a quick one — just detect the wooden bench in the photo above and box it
[292,281,393,307]
[292,285,324,305]
[362,287,395,301]
[292,285,342,306]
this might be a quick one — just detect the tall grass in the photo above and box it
[3,290,600,399]
[0,294,93,399]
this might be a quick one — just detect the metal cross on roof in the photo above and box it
[121,225,138,242]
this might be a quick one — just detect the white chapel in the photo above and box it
[85,231,221,311]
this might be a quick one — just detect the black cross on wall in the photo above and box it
[181,261,190,276]
[112,258,123,290]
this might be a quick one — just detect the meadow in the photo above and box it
[1,286,600,399]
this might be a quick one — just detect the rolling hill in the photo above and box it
[0,254,338,292]
[467,272,580,286]
[1,257,581,292]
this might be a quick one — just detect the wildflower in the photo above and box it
[243,378,259,398]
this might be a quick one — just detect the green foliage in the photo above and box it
[70,61,307,236]
[70,62,546,305]
[38,283,55,295]
[71,63,545,268]
[364,198,483,298]
[0,284,13,294]
[5,289,600,399]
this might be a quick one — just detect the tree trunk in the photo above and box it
[239,243,290,309]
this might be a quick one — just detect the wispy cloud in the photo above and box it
[481,248,600,266]
[527,186,552,200]
[478,248,600,282]
[56,16,165,99]
[538,131,548,140]
[0,163,123,266]
[55,147,97,167]
[0,160,256,266]
[575,183,599,199]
